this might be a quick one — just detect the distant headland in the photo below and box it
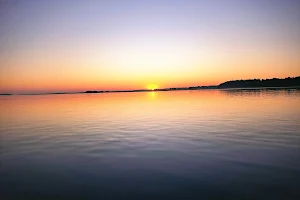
[85,76,300,94]
[218,76,300,89]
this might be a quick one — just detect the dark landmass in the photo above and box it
[188,86,218,90]
[48,92,68,95]
[85,91,105,93]
[218,76,300,89]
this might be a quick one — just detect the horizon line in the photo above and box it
[1,76,299,96]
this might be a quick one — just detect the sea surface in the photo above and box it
[1,89,300,199]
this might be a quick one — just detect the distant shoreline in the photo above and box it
[83,76,300,94]
[1,76,299,96]
[84,85,300,94]
[2,86,299,96]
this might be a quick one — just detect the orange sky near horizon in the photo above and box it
[0,0,300,94]
[1,41,299,94]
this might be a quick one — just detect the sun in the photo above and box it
[147,84,158,90]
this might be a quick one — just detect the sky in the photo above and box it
[0,0,299,93]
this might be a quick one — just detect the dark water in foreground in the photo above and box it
[1,89,300,199]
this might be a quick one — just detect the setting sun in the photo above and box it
[147,84,159,90]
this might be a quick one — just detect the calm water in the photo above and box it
[1,89,300,199]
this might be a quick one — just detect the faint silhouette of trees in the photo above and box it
[218,76,300,89]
